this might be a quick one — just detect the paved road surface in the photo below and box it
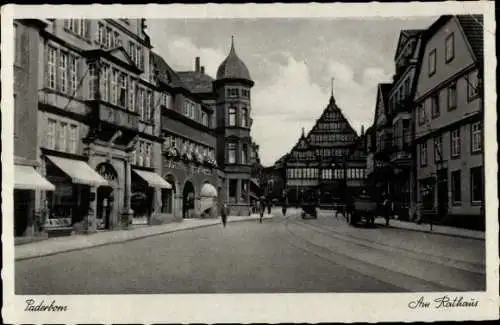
[15,209,485,294]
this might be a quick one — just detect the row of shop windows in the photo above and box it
[317,122,347,130]
[418,122,482,166]
[287,168,366,180]
[310,133,355,144]
[419,166,483,208]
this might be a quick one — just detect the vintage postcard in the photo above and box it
[2,2,498,323]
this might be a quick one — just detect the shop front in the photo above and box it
[14,164,55,237]
[44,155,109,233]
[131,169,172,225]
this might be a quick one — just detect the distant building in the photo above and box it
[413,15,484,229]
[282,90,365,206]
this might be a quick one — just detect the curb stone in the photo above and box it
[15,215,272,261]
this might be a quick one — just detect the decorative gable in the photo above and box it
[107,46,137,69]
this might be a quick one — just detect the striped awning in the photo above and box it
[133,169,172,189]
[46,155,108,187]
[15,165,55,191]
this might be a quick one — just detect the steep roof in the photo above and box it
[150,52,186,88]
[216,37,252,81]
[456,15,483,64]
[394,29,424,59]
[176,71,214,94]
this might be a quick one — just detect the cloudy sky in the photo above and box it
[147,17,436,166]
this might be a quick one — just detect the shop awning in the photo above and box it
[15,165,55,191]
[133,169,172,189]
[46,155,109,187]
[201,183,218,197]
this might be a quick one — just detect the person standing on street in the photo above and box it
[382,193,392,226]
[259,197,266,223]
[267,197,272,215]
[220,202,228,228]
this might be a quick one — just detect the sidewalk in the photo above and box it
[373,218,484,240]
[15,214,270,261]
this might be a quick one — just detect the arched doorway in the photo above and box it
[95,163,118,230]
[182,181,195,218]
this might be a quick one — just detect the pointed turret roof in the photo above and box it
[216,36,252,81]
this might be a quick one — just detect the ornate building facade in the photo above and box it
[282,90,367,206]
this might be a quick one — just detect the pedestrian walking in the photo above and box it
[281,197,288,217]
[267,198,272,215]
[381,193,392,226]
[220,202,228,228]
[259,197,266,223]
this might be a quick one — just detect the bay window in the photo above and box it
[47,45,57,90]
[228,107,236,126]
[59,51,68,93]
[228,143,236,164]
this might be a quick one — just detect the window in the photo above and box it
[138,88,145,120]
[470,167,483,204]
[137,46,144,70]
[115,73,126,107]
[110,69,118,105]
[418,102,426,125]
[428,49,436,76]
[241,107,248,127]
[431,93,440,118]
[138,141,144,166]
[434,135,443,162]
[68,55,78,95]
[145,91,152,121]
[58,122,67,152]
[183,102,189,117]
[445,33,455,63]
[419,142,427,166]
[229,180,237,199]
[471,122,482,153]
[201,111,208,126]
[47,119,57,149]
[106,27,113,48]
[228,107,236,126]
[98,22,106,47]
[114,31,121,47]
[450,128,461,158]
[467,70,480,100]
[88,63,97,99]
[451,170,461,204]
[65,19,89,39]
[129,42,136,63]
[145,143,152,167]
[100,64,109,102]
[68,124,78,154]
[47,45,57,89]
[59,51,68,93]
[228,143,236,164]
[447,83,457,110]
[241,144,248,164]
[128,77,135,111]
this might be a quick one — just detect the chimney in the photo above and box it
[195,57,200,72]
[200,66,205,74]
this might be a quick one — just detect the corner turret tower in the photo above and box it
[214,36,255,216]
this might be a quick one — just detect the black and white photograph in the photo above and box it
[2,2,498,323]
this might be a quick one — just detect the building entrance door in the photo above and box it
[96,186,114,230]
[182,181,195,218]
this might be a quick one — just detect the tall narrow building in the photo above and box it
[215,37,255,215]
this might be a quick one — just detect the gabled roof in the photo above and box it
[150,51,185,88]
[373,83,392,124]
[394,29,423,60]
[176,71,214,94]
[423,15,483,65]
[456,15,483,64]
